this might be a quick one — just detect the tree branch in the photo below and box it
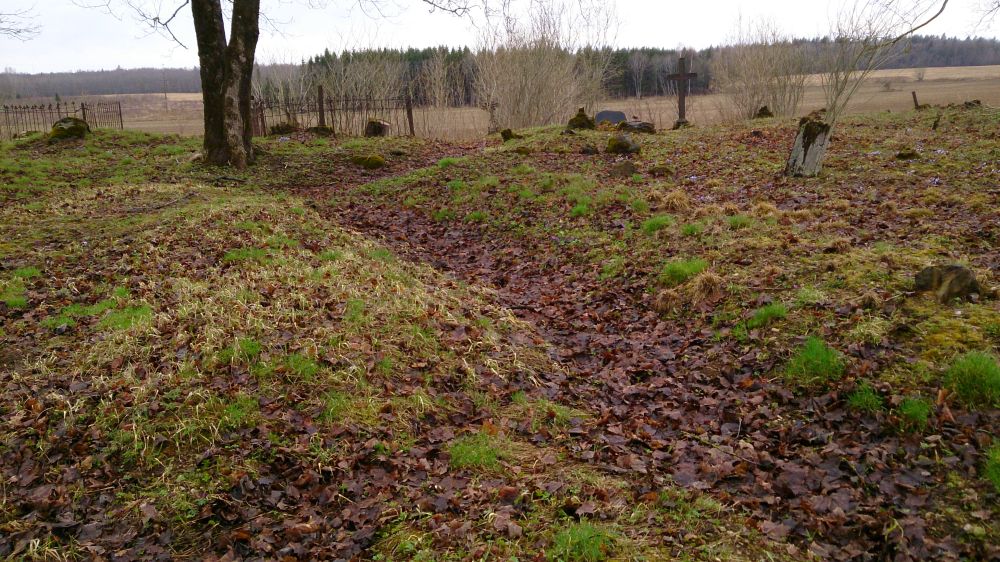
[0,7,40,40]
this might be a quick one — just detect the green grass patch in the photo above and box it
[599,257,625,281]
[217,337,262,365]
[12,266,41,279]
[847,382,884,413]
[726,214,753,230]
[320,391,351,422]
[680,222,704,237]
[984,443,1000,493]
[640,214,674,235]
[220,394,260,431]
[658,258,708,287]
[284,353,321,380]
[898,397,933,432]
[97,305,152,330]
[222,247,268,264]
[946,351,1000,408]
[784,337,845,387]
[344,298,367,325]
[570,203,591,218]
[550,522,616,562]
[464,210,488,223]
[746,303,787,330]
[432,208,456,222]
[448,433,505,470]
[319,250,344,261]
[437,157,463,168]
[795,286,827,307]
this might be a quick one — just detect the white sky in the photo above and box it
[1,0,996,73]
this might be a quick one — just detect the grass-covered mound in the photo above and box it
[1,132,788,560]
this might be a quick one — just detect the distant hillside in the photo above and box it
[1,34,998,102]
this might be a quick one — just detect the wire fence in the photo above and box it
[251,89,415,137]
[0,101,124,140]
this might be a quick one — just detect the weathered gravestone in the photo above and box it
[364,119,390,137]
[595,110,627,125]
[784,111,830,177]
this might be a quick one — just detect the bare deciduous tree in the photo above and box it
[80,0,477,168]
[786,0,949,177]
[473,0,617,131]
[711,18,808,121]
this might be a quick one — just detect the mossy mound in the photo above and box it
[606,134,640,155]
[567,107,595,130]
[269,122,299,135]
[351,154,386,170]
[49,117,90,141]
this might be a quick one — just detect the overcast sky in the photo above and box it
[1,0,996,73]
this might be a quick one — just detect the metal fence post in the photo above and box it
[317,85,326,128]
[405,93,415,137]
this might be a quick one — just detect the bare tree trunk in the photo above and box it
[192,0,260,168]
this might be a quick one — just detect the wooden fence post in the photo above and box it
[117,102,124,129]
[81,102,88,124]
[405,93,415,137]
[317,85,326,128]
[911,91,919,110]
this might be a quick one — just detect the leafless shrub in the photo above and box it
[473,0,617,131]
[711,18,808,121]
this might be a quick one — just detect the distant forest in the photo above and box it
[2,35,999,103]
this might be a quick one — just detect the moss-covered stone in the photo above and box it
[49,117,90,141]
[567,107,595,130]
[269,122,299,135]
[351,154,386,170]
[606,134,640,155]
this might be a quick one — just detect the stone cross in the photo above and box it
[667,56,697,129]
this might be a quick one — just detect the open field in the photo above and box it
[1,104,999,559]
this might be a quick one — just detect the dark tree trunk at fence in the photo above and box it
[192,0,260,168]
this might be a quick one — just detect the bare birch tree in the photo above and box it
[628,51,649,100]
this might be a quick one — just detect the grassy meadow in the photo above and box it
[1,101,998,560]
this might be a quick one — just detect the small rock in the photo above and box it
[895,149,920,160]
[616,120,655,134]
[500,129,523,142]
[609,161,638,178]
[606,134,640,155]
[560,129,576,136]
[514,146,532,155]
[648,165,673,177]
[754,106,774,119]
[914,265,983,303]
[350,154,386,170]
[859,291,882,310]
[580,144,599,155]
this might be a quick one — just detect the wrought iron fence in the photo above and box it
[0,101,124,140]
[251,89,415,138]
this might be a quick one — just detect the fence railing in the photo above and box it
[251,87,415,138]
[0,101,124,140]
